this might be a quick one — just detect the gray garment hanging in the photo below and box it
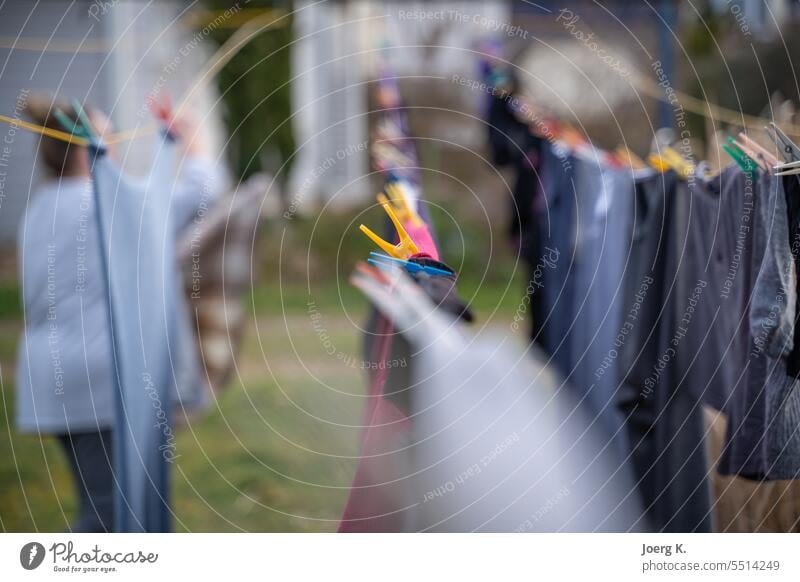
[352,267,644,532]
[89,135,201,531]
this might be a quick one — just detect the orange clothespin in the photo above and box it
[377,182,422,227]
[359,202,420,259]
[615,145,647,169]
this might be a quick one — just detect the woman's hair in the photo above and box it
[23,95,93,177]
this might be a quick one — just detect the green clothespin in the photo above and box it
[727,137,754,164]
[723,140,754,175]
[53,98,104,151]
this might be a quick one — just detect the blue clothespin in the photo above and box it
[53,98,106,153]
[368,252,452,277]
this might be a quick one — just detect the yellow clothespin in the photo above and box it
[647,153,671,174]
[359,202,420,259]
[648,146,693,179]
[377,183,422,227]
[663,146,694,179]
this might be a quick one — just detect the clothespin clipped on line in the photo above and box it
[367,252,452,277]
[773,157,800,175]
[737,132,778,168]
[53,98,105,153]
[378,182,422,227]
[774,161,800,176]
[648,146,693,180]
[352,260,394,292]
[723,139,757,174]
[614,146,647,170]
[766,122,800,165]
[662,146,694,178]
[147,91,177,139]
[559,124,587,150]
[647,152,670,173]
[727,137,765,170]
[359,201,420,259]
[372,142,416,167]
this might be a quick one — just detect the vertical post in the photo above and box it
[658,0,677,129]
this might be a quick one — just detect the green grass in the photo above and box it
[0,279,524,532]
[0,282,21,320]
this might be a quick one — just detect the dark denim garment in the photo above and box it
[677,165,753,414]
[720,170,800,480]
[783,175,800,377]
[568,154,634,463]
[617,169,712,532]
[538,143,576,374]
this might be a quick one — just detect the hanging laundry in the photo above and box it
[781,174,800,378]
[88,128,208,531]
[351,265,644,532]
[718,168,800,481]
[563,151,634,464]
[538,142,577,369]
[338,64,473,531]
[339,190,471,532]
[536,142,713,531]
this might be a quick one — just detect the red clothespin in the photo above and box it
[147,91,177,139]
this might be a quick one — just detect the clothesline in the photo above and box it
[4,14,799,148]
[631,72,800,137]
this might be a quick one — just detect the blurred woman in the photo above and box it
[16,96,223,532]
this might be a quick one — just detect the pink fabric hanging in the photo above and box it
[338,316,412,532]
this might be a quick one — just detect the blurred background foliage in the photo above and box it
[204,0,295,181]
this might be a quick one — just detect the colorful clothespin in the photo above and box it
[662,146,694,179]
[147,91,177,139]
[647,152,671,174]
[723,141,755,174]
[614,145,647,170]
[738,132,778,168]
[668,147,694,178]
[560,124,586,150]
[354,260,393,287]
[377,182,422,227]
[648,146,692,179]
[367,252,452,277]
[728,136,768,171]
[53,98,104,152]
[372,142,416,168]
[359,201,420,259]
